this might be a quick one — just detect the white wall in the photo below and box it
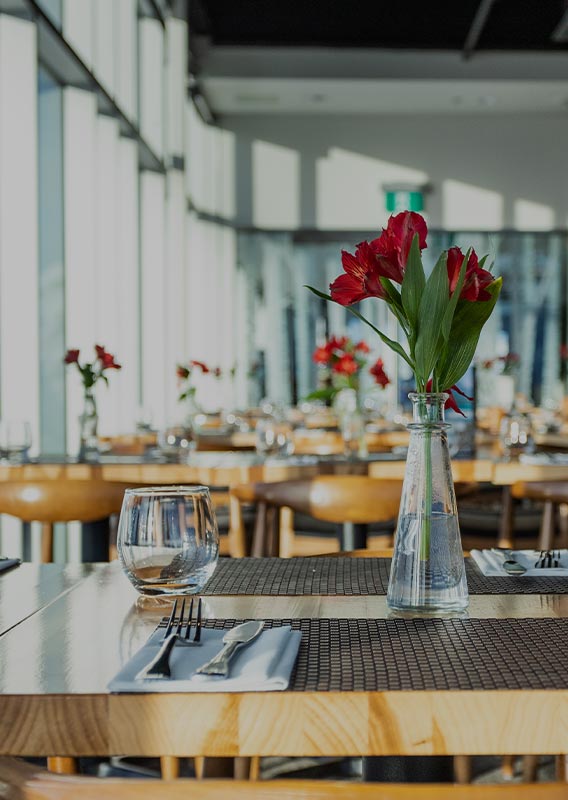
[222,112,568,231]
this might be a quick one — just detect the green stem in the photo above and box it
[420,422,432,561]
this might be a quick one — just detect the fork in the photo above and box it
[534,550,561,569]
[135,597,202,681]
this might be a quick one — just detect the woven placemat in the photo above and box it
[202,557,568,596]
[199,617,568,691]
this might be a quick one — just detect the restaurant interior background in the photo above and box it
[1,0,568,560]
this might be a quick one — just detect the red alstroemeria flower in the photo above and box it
[369,358,390,388]
[328,335,349,351]
[426,380,473,417]
[330,240,390,306]
[369,211,428,284]
[190,360,209,374]
[313,344,332,364]
[213,367,222,378]
[64,349,80,364]
[332,353,359,376]
[446,247,493,302]
[177,365,190,379]
[355,340,370,354]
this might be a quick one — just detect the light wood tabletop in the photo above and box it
[1,562,568,759]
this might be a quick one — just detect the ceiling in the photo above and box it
[187,1,568,115]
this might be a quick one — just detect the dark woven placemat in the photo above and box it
[202,557,568,596]
[197,617,568,691]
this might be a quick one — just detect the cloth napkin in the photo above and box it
[108,625,301,693]
[0,558,20,575]
[470,549,568,577]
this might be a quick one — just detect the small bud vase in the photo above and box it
[78,388,100,463]
[387,392,468,613]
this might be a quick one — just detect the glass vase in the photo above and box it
[78,388,100,462]
[387,392,468,613]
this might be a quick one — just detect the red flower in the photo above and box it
[190,360,209,373]
[561,344,568,361]
[355,340,370,354]
[177,365,190,379]
[313,345,332,364]
[369,211,428,284]
[328,335,348,352]
[330,241,390,306]
[332,353,359,376]
[64,349,80,364]
[369,358,390,388]
[446,247,493,302]
[213,367,222,378]
[426,380,473,417]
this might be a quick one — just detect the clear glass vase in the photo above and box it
[387,392,468,613]
[78,388,100,462]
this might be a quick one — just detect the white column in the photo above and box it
[92,0,115,96]
[93,114,122,436]
[139,17,164,157]
[115,137,140,431]
[140,171,167,428]
[165,169,187,422]
[62,0,94,67]
[0,15,39,558]
[63,87,98,454]
[165,17,187,159]
[114,0,137,122]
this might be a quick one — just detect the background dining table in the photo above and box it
[1,559,568,762]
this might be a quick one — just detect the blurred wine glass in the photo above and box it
[0,420,32,463]
[117,485,219,596]
[255,418,294,457]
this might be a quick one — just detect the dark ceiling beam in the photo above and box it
[462,0,497,60]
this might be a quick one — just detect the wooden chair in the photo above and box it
[229,476,403,557]
[0,758,566,800]
[511,481,568,550]
[0,480,127,562]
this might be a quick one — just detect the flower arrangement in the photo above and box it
[64,345,121,388]
[307,210,502,611]
[308,336,390,404]
[308,211,501,405]
[176,360,210,402]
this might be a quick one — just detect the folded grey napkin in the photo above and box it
[0,558,20,575]
[471,549,568,577]
[108,625,301,693]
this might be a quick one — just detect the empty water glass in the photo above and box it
[117,486,219,596]
[255,418,294,457]
[157,425,194,460]
[0,420,32,463]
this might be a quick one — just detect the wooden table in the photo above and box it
[1,562,568,759]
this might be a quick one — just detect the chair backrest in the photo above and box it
[0,480,127,524]
[0,759,564,800]
[232,476,403,524]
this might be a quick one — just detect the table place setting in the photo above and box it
[470,548,568,577]
[108,614,301,694]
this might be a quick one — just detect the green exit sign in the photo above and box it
[385,190,424,213]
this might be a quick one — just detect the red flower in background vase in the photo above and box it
[332,353,359,376]
[64,345,121,390]
[355,340,370,353]
[370,358,390,388]
[313,344,332,364]
[190,360,209,374]
[64,349,80,365]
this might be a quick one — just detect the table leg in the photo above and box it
[251,502,268,557]
[538,501,555,550]
[47,757,77,774]
[340,522,368,551]
[497,487,515,549]
[160,756,180,779]
[81,519,110,562]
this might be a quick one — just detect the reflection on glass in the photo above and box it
[255,418,294,457]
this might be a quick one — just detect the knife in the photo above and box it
[195,621,264,677]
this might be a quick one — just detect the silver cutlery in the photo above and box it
[491,548,526,575]
[534,550,561,569]
[135,596,202,681]
[195,620,264,677]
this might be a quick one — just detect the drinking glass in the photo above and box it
[157,425,194,459]
[0,420,32,463]
[117,486,219,596]
[255,418,294,457]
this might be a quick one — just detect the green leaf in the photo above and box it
[304,286,415,372]
[440,247,468,342]
[414,251,450,384]
[400,235,425,330]
[437,278,503,390]
[305,387,336,403]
